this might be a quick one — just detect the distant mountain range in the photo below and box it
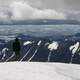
[0,33,80,63]
[0,19,80,25]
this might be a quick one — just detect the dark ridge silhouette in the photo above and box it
[0,34,80,64]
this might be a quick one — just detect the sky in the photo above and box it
[0,0,80,22]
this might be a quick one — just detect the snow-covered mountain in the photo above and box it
[0,33,80,64]
[0,23,80,63]
[0,62,80,80]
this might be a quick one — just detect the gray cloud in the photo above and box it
[64,0,80,11]
[0,0,80,22]
[0,1,66,21]
[0,0,80,11]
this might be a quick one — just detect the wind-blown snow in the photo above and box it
[48,41,59,51]
[69,42,79,55]
[23,41,32,46]
[0,62,80,80]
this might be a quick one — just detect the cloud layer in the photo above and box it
[0,1,66,22]
[0,1,80,23]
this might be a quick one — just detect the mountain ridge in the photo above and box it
[0,19,80,25]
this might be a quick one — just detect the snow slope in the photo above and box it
[0,62,80,80]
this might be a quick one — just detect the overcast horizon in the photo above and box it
[0,0,80,23]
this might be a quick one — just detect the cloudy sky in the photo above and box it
[0,0,80,22]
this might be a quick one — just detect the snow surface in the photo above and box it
[48,41,59,51]
[0,62,80,80]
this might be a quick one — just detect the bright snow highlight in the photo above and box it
[69,42,79,55]
[48,41,59,51]
[23,41,32,46]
